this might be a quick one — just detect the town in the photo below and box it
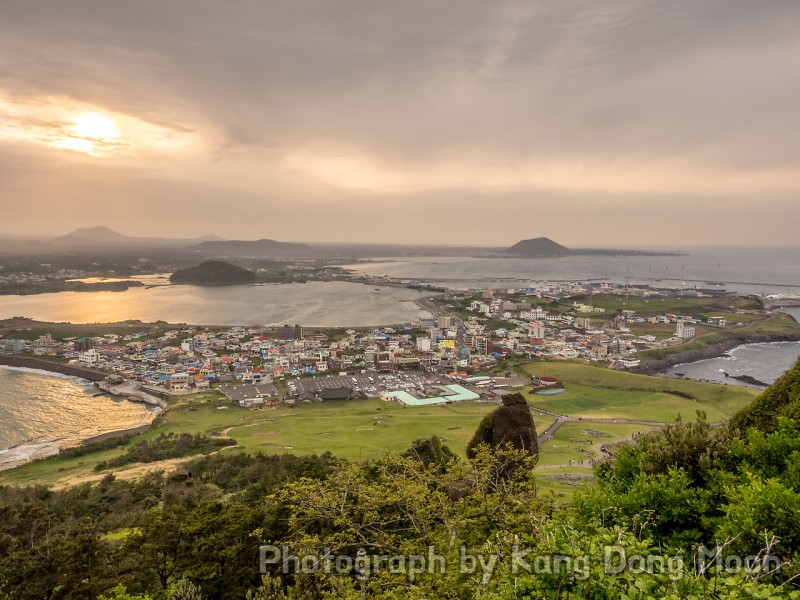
[1,279,780,408]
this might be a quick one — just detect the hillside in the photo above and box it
[504,237,571,257]
[732,356,800,432]
[169,260,256,285]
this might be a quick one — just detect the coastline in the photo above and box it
[0,422,155,472]
[636,333,800,376]
[0,355,108,381]
[0,358,161,471]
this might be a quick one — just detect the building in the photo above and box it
[526,322,545,339]
[169,372,190,392]
[707,316,727,327]
[675,320,696,339]
[572,302,606,314]
[436,316,456,329]
[618,357,641,369]
[416,337,432,351]
[79,348,101,367]
[2,339,27,355]
[274,325,304,340]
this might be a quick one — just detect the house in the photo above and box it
[618,357,641,369]
[169,372,190,392]
[193,375,210,391]
[675,320,696,339]
[707,316,727,327]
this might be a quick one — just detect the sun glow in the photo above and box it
[51,112,123,155]
[73,112,119,140]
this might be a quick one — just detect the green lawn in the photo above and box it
[520,361,757,422]
[571,295,761,316]
[535,422,650,498]
[0,397,500,486]
[536,467,595,498]
[537,422,645,467]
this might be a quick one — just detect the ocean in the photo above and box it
[0,367,156,470]
[0,281,431,327]
[663,307,800,387]
[341,246,800,294]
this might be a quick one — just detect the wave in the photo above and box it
[0,364,91,385]
[0,437,64,471]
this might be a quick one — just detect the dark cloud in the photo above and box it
[0,1,798,244]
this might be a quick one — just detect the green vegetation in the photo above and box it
[0,398,499,486]
[569,294,762,315]
[520,360,758,421]
[1,361,756,488]
[169,260,256,285]
[537,422,644,467]
[3,359,800,597]
[733,354,800,432]
[96,433,236,471]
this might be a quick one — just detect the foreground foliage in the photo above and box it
[2,358,800,598]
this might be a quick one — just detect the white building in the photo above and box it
[79,348,101,367]
[416,337,432,351]
[675,320,696,339]
[2,339,27,355]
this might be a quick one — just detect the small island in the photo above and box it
[169,260,256,285]
[504,236,684,258]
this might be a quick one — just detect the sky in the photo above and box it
[1,1,799,247]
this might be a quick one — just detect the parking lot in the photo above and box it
[286,372,450,399]
[219,382,278,402]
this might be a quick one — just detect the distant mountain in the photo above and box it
[504,237,571,257]
[66,226,128,242]
[44,227,226,251]
[190,238,315,258]
[169,260,256,285]
[194,234,225,242]
[504,237,683,258]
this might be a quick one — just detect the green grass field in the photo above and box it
[569,295,761,316]
[535,422,647,497]
[537,422,644,467]
[520,361,757,422]
[0,359,763,490]
[0,397,505,486]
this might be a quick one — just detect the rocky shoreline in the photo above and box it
[635,333,800,376]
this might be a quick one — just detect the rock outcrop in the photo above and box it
[466,393,538,458]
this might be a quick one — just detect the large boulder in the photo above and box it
[466,393,538,458]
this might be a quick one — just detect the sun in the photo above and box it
[50,111,123,155]
[72,112,119,140]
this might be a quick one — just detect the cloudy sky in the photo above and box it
[1,1,798,246]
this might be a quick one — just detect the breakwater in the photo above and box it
[0,355,107,381]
